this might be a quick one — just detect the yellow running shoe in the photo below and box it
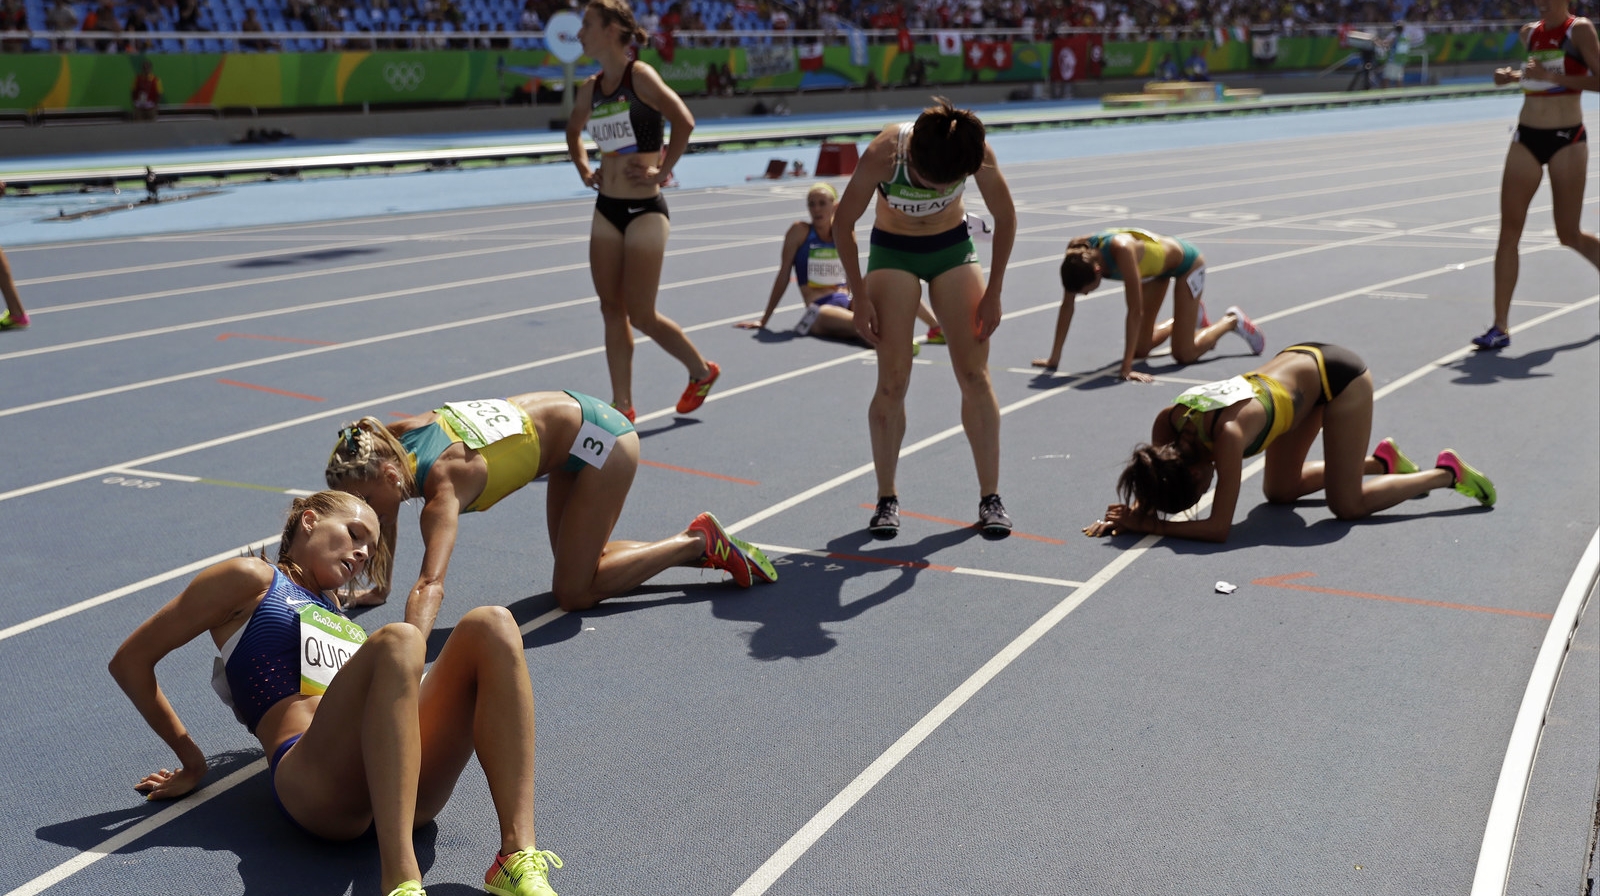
[485,849,563,896]
[386,881,426,896]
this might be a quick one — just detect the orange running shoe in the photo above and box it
[676,361,720,414]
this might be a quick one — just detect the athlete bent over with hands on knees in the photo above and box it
[325,391,775,634]
[1036,228,1264,380]
[1477,0,1599,351]
[566,0,720,420]
[110,491,566,896]
[738,182,940,343]
[833,97,1018,538]
[1083,344,1496,543]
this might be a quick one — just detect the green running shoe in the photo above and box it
[1436,449,1496,506]
[1373,437,1418,474]
[386,881,426,896]
[485,849,563,896]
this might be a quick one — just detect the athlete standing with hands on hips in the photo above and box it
[1477,0,1599,350]
[832,98,1018,538]
[566,0,721,420]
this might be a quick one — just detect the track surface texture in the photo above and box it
[1,95,1597,896]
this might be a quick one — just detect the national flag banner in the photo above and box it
[848,25,868,67]
[936,30,962,56]
[798,41,825,71]
[964,39,987,69]
[989,40,1012,70]
[653,29,675,63]
[1051,34,1103,81]
[1212,26,1226,46]
[897,26,913,53]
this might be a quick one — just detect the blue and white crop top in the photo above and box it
[211,567,364,733]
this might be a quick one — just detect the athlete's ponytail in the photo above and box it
[585,0,649,46]
[1117,443,1204,516]
[908,97,987,185]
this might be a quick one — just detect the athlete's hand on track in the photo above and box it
[135,766,204,801]
[1031,358,1059,370]
[1084,503,1143,537]
[853,298,881,346]
[973,290,1002,342]
[1117,369,1156,384]
[734,320,764,330]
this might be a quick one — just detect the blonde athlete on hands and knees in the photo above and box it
[737,182,939,344]
[1083,344,1495,543]
[834,98,1018,538]
[325,391,775,635]
[1035,228,1264,379]
[110,491,566,896]
[1478,0,1600,350]
[565,0,719,420]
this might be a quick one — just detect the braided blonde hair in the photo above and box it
[268,490,389,604]
[323,416,411,596]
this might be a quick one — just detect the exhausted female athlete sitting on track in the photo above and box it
[1035,228,1264,381]
[325,390,775,634]
[110,491,565,896]
[1083,343,1496,543]
[737,182,941,345]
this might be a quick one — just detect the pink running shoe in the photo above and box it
[1225,305,1265,355]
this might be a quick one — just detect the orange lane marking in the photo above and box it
[856,503,1067,545]
[217,379,326,402]
[1251,572,1553,620]
[216,332,338,346]
[639,459,759,486]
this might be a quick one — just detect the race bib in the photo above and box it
[1522,49,1565,93]
[884,184,962,217]
[442,399,525,449]
[299,604,368,696]
[1185,265,1206,299]
[569,419,617,470]
[589,100,638,153]
[806,246,846,287]
[1174,376,1254,413]
[965,212,994,242]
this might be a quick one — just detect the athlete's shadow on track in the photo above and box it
[35,749,443,896]
[500,527,980,659]
[711,527,982,660]
[1447,334,1600,385]
[1122,500,1492,555]
[1026,354,1245,391]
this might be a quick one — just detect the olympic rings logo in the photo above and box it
[383,62,425,92]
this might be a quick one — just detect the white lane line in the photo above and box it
[11,262,1596,896]
[0,536,279,643]
[0,235,774,362]
[1,757,269,896]
[113,467,317,497]
[0,301,795,504]
[725,299,1600,896]
[750,543,1086,590]
[1469,530,1600,896]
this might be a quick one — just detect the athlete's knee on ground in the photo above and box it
[551,578,601,612]
[1262,482,1301,505]
[1327,493,1367,521]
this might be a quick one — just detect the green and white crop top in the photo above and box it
[876,123,966,217]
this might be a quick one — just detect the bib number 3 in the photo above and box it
[571,420,618,470]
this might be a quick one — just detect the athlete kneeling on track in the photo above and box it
[1083,344,1496,543]
[325,390,775,634]
[738,182,941,345]
[110,491,564,896]
[1036,228,1264,381]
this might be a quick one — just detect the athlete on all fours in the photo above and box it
[1477,0,1599,351]
[325,391,776,636]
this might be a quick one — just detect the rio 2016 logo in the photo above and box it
[0,73,19,99]
[382,62,425,92]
